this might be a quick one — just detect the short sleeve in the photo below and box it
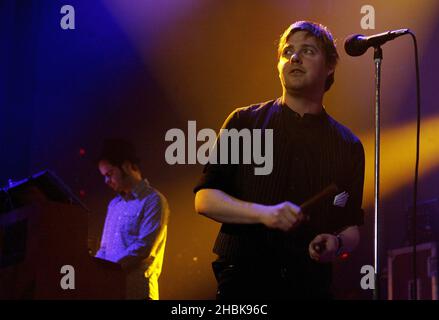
[193,109,242,195]
[340,140,366,229]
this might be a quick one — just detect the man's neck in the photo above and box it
[122,176,143,195]
[282,92,324,116]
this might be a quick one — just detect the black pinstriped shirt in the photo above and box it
[194,98,365,268]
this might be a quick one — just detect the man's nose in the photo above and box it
[105,176,111,185]
[290,52,301,64]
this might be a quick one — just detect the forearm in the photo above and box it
[112,242,153,270]
[195,188,265,224]
[116,251,146,269]
[95,248,105,259]
[338,225,360,253]
[116,228,161,269]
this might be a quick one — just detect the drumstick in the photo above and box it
[299,183,341,253]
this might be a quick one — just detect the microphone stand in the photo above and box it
[348,29,416,301]
[373,46,383,300]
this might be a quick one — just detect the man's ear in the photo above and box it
[121,161,140,176]
[131,164,141,174]
[121,161,132,174]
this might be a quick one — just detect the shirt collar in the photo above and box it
[278,98,328,124]
[121,179,151,201]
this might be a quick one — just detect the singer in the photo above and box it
[194,21,365,300]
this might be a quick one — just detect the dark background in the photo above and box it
[1,0,439,299]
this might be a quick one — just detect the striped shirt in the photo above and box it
[194,98,365,263]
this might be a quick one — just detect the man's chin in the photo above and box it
[285,78,307,89]
[286,84,308,94]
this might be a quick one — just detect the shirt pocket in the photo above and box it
[121,211,141,236]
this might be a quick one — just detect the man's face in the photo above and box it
[278,30,334,95]
[98,160,129,193]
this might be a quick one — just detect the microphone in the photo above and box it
[344,29,410,57]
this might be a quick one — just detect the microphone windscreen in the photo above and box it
[344,34,368,57]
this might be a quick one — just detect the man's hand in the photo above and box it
[309,233,339,263]
[258,201,305,232]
